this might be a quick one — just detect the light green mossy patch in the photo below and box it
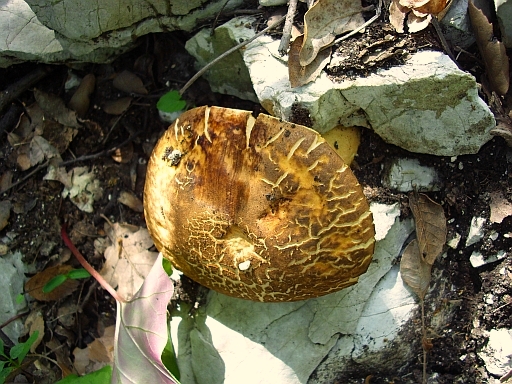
[389,74,475,119]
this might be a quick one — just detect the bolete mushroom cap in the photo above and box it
[144,106,375,302]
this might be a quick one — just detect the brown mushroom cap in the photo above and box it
[144,106,375,302]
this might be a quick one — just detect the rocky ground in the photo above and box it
[0,2,512,384]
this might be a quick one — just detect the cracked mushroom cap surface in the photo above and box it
[144,106,375,302]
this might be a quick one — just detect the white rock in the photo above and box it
[0,252,27,343]
[0,0,245,67]
[441,0,475,48]
[370,202,400,241]
[478,329,512,376]
[240,25,494,156]
[185,17,259,102]
[447,233,461,249]
[466,216,486,246]
[470,250,507,268]
[382,158,442,192]
[170,206,429,384]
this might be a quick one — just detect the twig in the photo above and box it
[278,0,299,55]
[77,280,98,313]
[2,160,49,194]
[422,299,427,384]
[179,15,286,96]
[58,131,142,167]
[431,17,457,63]
[61,225,125,303]
[0,66,53,114]
[331,1,381,46]
[211,0,230,35]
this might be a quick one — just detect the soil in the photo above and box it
[0,3,511,384]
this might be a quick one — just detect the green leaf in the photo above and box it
[0,338,4,356]
[162,258,173,277]
[54,365,112,383]
[0,365,13,384]
[161,333,180,381]
[42,275,68,293]
[66,268,91,280]
[15,294,25,305]
[10,331,39,363]
[156,91,186,113]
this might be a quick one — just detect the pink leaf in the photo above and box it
[112,253,177,383]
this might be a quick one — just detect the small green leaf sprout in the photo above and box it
[43,268,91,293]
[156,90,186,123]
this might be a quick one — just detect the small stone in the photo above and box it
[470,250,507,268]
[478,329,512,376]
[382,158,442,192]
[447,233,461,249]
[466,216,486,246]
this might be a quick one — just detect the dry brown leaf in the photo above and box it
[389,0,409,33]
[99,223,158,300]
[113,70,148,95]
[33,89,81,128]
[25,265,80,301]
[24,311,45,352]
[42,120,77,154]
[118,191,144,213]
[299,0,365,66]
[415,0,449,14]
[103,97,132,115]
[46,338,74,377]
[409,192,447,265]
[407,11,432,32]
[68,74,96,117]
[390,0,449,33]
[0,171,12,193]
[490,191,512,224]
[400,239,432,300]
[111,142,134,163]
[289,35,331,88]
[0,200,12,231]
[468,1,510,95]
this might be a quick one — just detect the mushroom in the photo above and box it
[144,106,375,302]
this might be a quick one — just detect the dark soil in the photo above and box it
[0,4,511,384]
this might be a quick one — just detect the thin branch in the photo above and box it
[278,0,299,55]
[179,15,286,96]
[431,16,457,64]
[2,160,49,194]
[331,0,381,46]
[211,0,230,35]
[61,225,125,303]
[0,66,53,114]
[59,131,142,167]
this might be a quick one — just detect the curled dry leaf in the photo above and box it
[68,74,96,118]
[33,89,81,129]
[389,0,449,33]
[289,35,331,88]
[24,311,45,352]
[489,191,512,224]
[111,142,134,163]
[25,265,80,301]
[0,200,12,231]
[103,97,132,115]
[299,0,365,66]
[400,239,432,300]
[99,222,158,300]
[113,70,148,95]
[409,192,447,265]
[468,0,509,95]
[118,190,144,213]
